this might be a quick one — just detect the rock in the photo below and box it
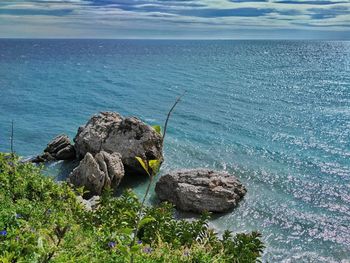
[155,169,247,213]
[55,144,75,160]
[31,134,75,163]
[68,151,124,197]
[74,112,163,175]
[74,112,123,158]
[76,195,100,211]
[102,117,163,175]
[31,152,55,163]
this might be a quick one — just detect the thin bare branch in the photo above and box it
[162,91,186,144]
[11,120,14,157]
[130,92,185,263]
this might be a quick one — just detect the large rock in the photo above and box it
[32,134,75,163]
[68,151,124,197]
[74,112,123,158]
[155,169,247,213]
[74,112,163,175]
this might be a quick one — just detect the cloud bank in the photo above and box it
[0,0,349,39]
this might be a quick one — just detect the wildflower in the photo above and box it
[143,247,152,254]
[16,213,22,219]
[183,250,190,257]
[0,230,7,236]
[137,240,142,245]
[108,241,116,248]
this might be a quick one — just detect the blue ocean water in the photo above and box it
[0,39,349,262]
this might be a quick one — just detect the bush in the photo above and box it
[0,153,264,262]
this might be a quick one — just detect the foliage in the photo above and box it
[0,153,264,262]
[152,125,162,135]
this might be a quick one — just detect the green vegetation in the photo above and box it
[0,153,264,262]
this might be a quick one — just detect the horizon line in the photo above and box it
[0,37,349,41]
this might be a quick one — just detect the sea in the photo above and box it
[0,39,349,262]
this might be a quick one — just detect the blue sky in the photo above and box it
[0,0,349,39]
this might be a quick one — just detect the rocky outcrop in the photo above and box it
[155,169,246,213]
[74,112,163,175]
[32,134,75,163]
[68,151,124,197]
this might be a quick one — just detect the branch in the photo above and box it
[130,92,185,263]
[162,91,186,144]
[11,120,14,157]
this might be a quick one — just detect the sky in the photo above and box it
[0,0,349,39]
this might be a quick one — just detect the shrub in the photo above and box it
[0,153,264,262]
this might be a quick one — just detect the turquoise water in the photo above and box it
[0,39,349,262]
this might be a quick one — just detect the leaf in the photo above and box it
[118,245,130,257]
[152,125,162,135]
[135,156,149,174]
[130,245,140,253]
[148,159,161,175]
[120,228,133,235]
[138,216,156,229]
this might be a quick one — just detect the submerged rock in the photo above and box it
[155,169,246,213]
[68,151,124,197]
[31,134,75,163]
[74,112,163,175]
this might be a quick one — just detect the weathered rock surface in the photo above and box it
[32,134,75,163]
[74,112,123,158]
[68,151,124,197]
[74,112,163,175]
[155,169,247,213]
